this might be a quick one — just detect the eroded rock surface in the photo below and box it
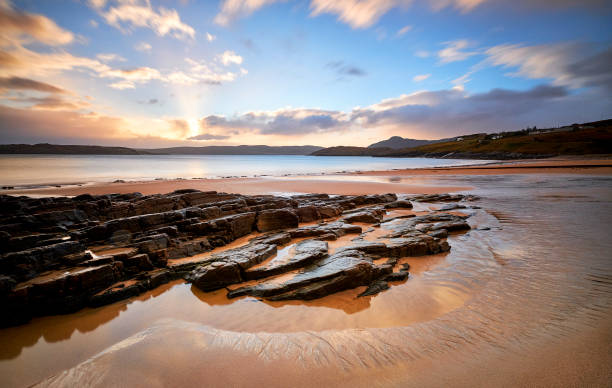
[0,190,476,327]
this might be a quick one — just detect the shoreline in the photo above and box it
[2,156,611,197]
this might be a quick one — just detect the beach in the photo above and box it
[4,157,611,197]
[0,156,611,387]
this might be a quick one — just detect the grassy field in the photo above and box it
[386,126,612,157]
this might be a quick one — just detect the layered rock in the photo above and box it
[0,189,474,327]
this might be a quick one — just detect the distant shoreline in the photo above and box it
[3,156,610,197]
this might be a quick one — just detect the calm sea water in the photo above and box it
[0,155,492,187]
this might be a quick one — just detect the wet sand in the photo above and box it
[4,156,611,197]
[0,159,611,387]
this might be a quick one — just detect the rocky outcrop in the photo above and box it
[341,208,385,224]
[245,240,328,280]
[0,190,474,327]
[410,193,479,203]
[228,250,392,300]
[186,261,243,292]
[256,209,298,232]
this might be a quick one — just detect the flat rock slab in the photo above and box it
[341,209,384,224]
[290,222,362,238]
[228,251,391,300]
[245,240,328,280]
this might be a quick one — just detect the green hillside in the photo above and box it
[385,125,612,158]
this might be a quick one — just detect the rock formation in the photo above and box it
[0,190,475,327]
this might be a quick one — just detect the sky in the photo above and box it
[0,0,610,148]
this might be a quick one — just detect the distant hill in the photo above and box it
[0,144,323,155]
[384,121,612,159]
[310,146,392,156]
[313,119,612,159]
[142,145,323,155]
[368,136,433,149]
[0,143,148,155]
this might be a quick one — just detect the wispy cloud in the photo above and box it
[396,25,412,36]
[310,0,400,29]
[485,43,612,91]
[134,42,152,52]
[189,133,231,140]
[91,0,195,40]
[217,50,243,66]
[214,0,607,30]
[0,76,67,94]
[0,0,74,47]
[96,53,126,62]
[438,39,478,63]
[214,0,282,26]
[326,61,367,77]
[413,74,431,82]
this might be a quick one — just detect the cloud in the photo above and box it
[206,32,216,42]
[438,39,477,63]
[396,25,412,36]
[104,66,161,81]
[217,50,243,66]
[191,82,608,141]
[485,43,612,91]
[93,0,195,40]
[349,84,587,137]
[310,0,401,29]
[415,50,430,58]
[181,57,247,85]
[20,96,90,111]
[0,104,127,144]
[0,76,67,94]
[214,0,282,26]
[326,61,367,77]
[188,133,230,140]
[215,0,609,30]
[104,66,161,89]
[413,74,431,82]
[0,45,110,79]
[96,53,126,62]
[134,42,152,52]
[0,40,246,90]
[166,119,190,137]
[0,0,74,47]
[108,80,135,90]
[199,108,350,136]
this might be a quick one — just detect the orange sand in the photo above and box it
[5,157,611,197]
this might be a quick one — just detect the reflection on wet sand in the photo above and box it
[1,173,611,387]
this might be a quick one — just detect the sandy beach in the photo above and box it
[2,1,611,386]
[5,157,611,197]
[0,156,611,387]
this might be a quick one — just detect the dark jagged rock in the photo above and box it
[341,208,385,224]
[0,190,470,326]
[384,200,413,209]
[185,261,243,291]
[211,243,278,270]
[358,280,390,297]
[290,222,362,238]
[228,251,392,300]
[0,241,84,281]
[411,193,479,202]
[245,240,328,280]
[256,209,298,232]
[296,205,320,222]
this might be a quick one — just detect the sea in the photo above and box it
[0,154,493,187]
